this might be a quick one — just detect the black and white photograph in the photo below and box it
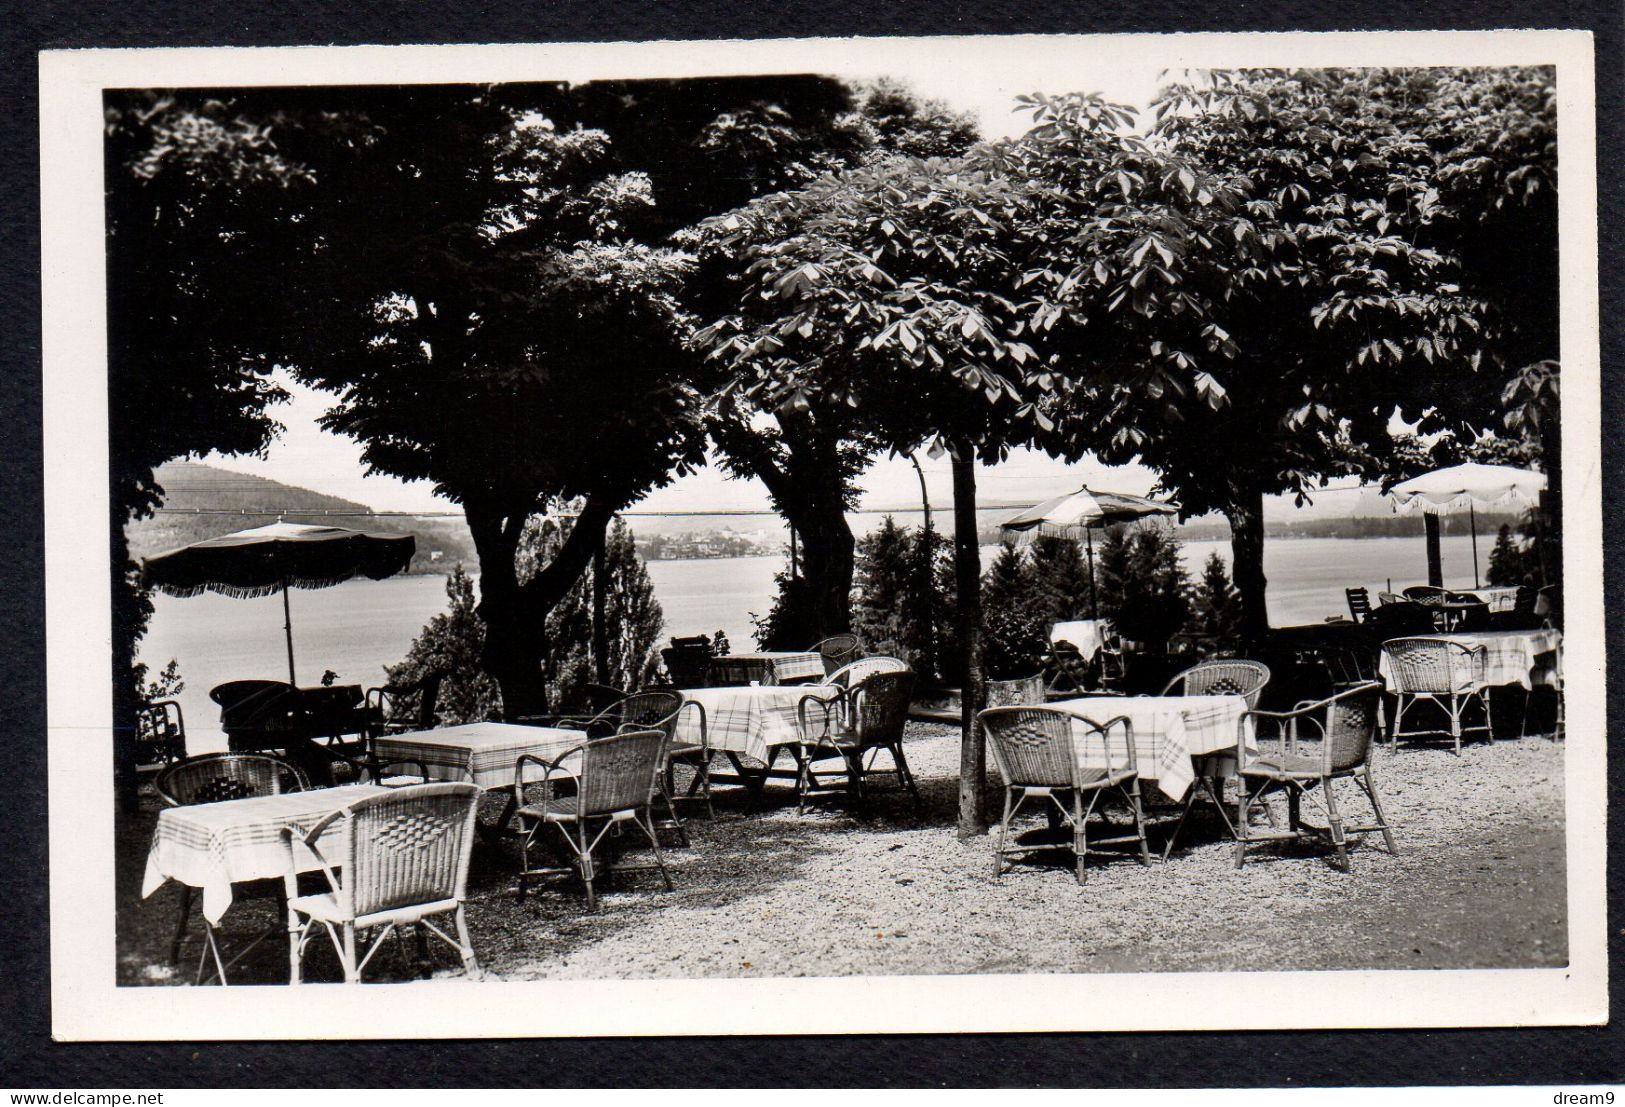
[38,30,1604,1039]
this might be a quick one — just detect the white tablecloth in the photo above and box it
[1378,628,1562,690]
[673,685,840,764]
[142,784,389,924]
[1047,695,1254,802]
[709,652,828,685]
[375,722,584,790]
[1457,586,1521,613]
[1049,620,1109,661]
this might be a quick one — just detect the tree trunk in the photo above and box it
[1423,512,1444,588]
[952,444,988,838]
[792,506,856,640]
[1225,488,1271,639]
[466,508,550,720]
[468,496,620,720]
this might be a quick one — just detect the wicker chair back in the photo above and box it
[811,634,863,674]
[1163,659,1271,709]
[331,783,480,919]
[1381,637,1485,694]
[825,655,910,689]
[848,670,916,747]
[576,729,668,815]
[155,752,309,807]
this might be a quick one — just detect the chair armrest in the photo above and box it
[677,699,709,753]
[369,757,433,784]
[512,746,584,802]
[797,693,836,743]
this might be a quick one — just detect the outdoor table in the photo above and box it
[1046,694,1255,802]
[374,721,585,790]
[375,721,586,840]
[1456,586,1521,614]
[674,684,841,765]
[1049,619,1109,661]
[673,683,842,799]
[1377,627,1562,690]
[141,783,390,926]
[709,651,827,686]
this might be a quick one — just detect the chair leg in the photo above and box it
[1233,780,1257,869]
[892,742,922,810]
[1071,791,1088,886]
[993,788,1015,878]
[1448,694,1463,756]
[453,904,482,981]
[287,906,303,985]
[633,810,676,892]
[1126,779,1151,866]
[1323,779,1349,873]
[1361,764,1398,855]
[576,822,598,910]
[341,922,360,984]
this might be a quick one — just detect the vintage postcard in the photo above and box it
[40,30,1604,1039]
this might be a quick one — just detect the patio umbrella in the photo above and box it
[999,486,1180,611]
[1387,462,1547,588]
[141,521,416,683]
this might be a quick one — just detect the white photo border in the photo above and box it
[41,29,1605,1040]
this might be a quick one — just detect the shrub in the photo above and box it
[1189,551,1242,640]
[851,516,959,685]
[1096,522,1192,650]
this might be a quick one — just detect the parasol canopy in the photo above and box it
[999,486,1180,543]
[1386,463,1547,590]
[1388,462,1546,514]
[1000,485,1180,612]
[142,522,416,682]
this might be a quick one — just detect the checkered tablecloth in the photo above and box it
[1049,620,1109,661]
[1378,628,1562,690]
[673,684,841,764]
[1047,695,1253,802]
[142,784,390,925]
[1458,586,1521,614]
[374,722,585,791]
[709,652,827,686]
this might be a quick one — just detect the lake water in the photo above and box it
[141,533,1488,750]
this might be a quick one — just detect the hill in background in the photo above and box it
[127,461,479,571]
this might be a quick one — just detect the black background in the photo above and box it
[2,0,1621,1088]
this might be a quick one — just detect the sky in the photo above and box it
[197,53,1383,523]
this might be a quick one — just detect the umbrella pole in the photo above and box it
[281,580,296,685]
[1470,502,1480,589]
[1086,527,1098,616]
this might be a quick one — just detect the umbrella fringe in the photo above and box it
[147,571,371,600]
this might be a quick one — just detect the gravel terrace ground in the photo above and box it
[116,724,1566,985]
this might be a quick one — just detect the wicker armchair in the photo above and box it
[1381,636,1492,754]
[981,706,1150,885]
[512,730,675,909]
[154,752,310,983]
[135,699,187,770]
[1155,660,1270,857]
[1232,681,1396,872]
[810,633,863,676]
[281,782,481,983]
[1161,659,1271,709]
[525,690,708,839]
[795,669,919,812]
[661,636,714,688]
[365,670,445,737]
